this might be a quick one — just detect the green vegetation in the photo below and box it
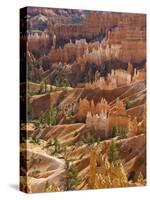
[55,77,70,88]
[52,137,62,154]
[108,140,119,163]
[64,102,75,117]
[64,162,81,191]
[48,85,69,93]
[28,82,45,96]
[112,126,127,138]
[46,108,57,126]
[74,132,100,147]
[30,136,40,145]
[28,78,71,97]
[82,132,100,145]
[46,137,65,155]
[38,106,59,126]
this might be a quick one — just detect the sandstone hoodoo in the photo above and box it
[20,7,146,193]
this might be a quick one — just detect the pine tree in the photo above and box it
[53,137,61,154]
[46,109,51,125]
[108,140,119,163]
[64,163,81,190]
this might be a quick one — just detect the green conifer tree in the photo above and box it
[64,163,81,190]
[108,140,119,163]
